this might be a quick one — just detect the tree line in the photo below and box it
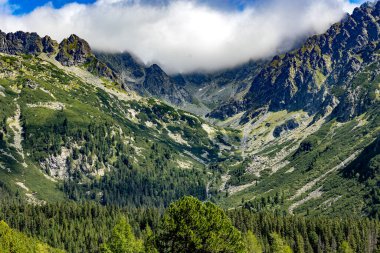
[0,196,379,253]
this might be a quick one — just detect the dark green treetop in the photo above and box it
[156,196,246,253]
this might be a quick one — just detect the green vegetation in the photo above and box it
[229,208,380,253]
[155,196,245,253]
[100,217,144,253]
[1,12,380,252]
[0,220,63,253]
[0,54,240,208]
[221,105,380,216]
[270,233,293,253]
[0,195,378,253]
[245,231,262,253]
[342,135,380,218]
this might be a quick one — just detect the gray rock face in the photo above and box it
[143,64,192,105]
[95,52,193,105]
[95,51,265,108]
[94,52,145,80]
[53,34,118,81]
[210,1,380,121]
[0,30,57,55]
[273,119,300,138]
[24,79,39,89]
[85,56,118,81]
[181,60,264,110]
[55,34,92,66]
[0,31,119,82]
[41,35,58,54]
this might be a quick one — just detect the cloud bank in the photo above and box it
[0,0,363,73]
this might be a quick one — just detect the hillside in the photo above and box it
[1,1,380,252]
[0,0,379,222]
[0,33,242,207]
[205,2,380,216]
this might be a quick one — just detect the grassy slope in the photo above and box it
[217,58,380,216]
[0,53,241,205]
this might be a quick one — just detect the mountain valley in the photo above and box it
[0,1,380,252]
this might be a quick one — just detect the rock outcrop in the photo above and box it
[54,35,118,81]
[55,34,92,66]
[95,52,264,108]
[41,35,58,55]
[95,52,193,105]
[143,64,192,105]
[273,119,300,138]
[0,30,57,55]
[0,31,117,81]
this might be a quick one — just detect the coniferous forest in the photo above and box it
[0,194,379,253]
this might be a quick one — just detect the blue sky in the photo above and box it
[9,0,96,15]
[7,0,366,15]
[9,0,254,14]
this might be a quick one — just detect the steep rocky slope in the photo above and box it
[0,49,240,207]
[211,2,380,121]
[95,52,194,107]
[209,2,380,216]
[95,51,265,114]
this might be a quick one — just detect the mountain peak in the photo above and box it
[210,0,380,121]
[147,63,165,74]
[55,34,92,66]
[67,34,82,41]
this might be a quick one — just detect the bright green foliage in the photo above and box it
[339,241,354,253]
[270,233,293,253]
[0,201,125,252]
[101,217,144,253]
[156,196,245,253]
[0,220,63,253]
[245,231,262,253]
[143,225,159,253]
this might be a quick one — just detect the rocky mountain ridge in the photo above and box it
[94,52,196,107]
[0,31,56,55]
[0,30,265,112]
[55,34,92,66]
[95,51,266,112]
[210,2,380,122]
[0,31,118,82]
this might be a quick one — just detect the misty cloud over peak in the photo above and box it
[0,0,365,73]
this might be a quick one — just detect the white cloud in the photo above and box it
[0,0,363,73]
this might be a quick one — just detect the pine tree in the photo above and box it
[101,217,144,253]
[142,225,158,253]
[339,241,354,253]
[245,231,262,253]
[156,196,246,253]
[270,233,293,253]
